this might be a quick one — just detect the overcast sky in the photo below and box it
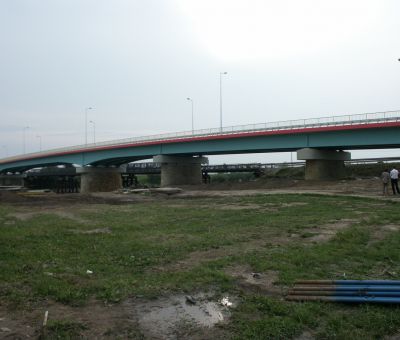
[1,0,399,163]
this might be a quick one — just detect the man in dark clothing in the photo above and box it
[381,169,390,196]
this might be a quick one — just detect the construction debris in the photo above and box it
[185,295,197,305]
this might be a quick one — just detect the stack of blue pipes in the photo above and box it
[286,280,400,304]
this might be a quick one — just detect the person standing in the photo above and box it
[390,167,400,195]
[381,169,390,196]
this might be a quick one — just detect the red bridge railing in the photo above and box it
[2,109,400,163]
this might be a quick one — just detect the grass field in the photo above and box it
[1,192,400,339]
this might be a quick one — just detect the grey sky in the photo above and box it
[1,0,399,163]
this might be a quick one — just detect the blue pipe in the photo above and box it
[294,285,400,291]
[334,280,400,285]
[334,296,400,303]
[296,280,400,285]
[287,295,400,304]
[290,291,400,297]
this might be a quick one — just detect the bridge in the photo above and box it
[1,110,400,192]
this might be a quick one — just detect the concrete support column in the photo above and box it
[77,167,122,193]
[297,148,351,180]
[154,155,208,187]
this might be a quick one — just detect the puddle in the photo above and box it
[133,293,232,339]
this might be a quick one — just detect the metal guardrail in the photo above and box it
[2,109,400,164]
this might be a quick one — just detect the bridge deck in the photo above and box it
[1,110,400,166]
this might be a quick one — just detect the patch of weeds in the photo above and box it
[44,319,87,339]
[104,326,145,339]
[316,304,400,339]
[229,295,318,339]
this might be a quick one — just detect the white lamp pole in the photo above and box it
[186,97,194,134]
[89,120,96,143]
[23,126,29,154]
[85,107,93,146]
[219,72,228,132]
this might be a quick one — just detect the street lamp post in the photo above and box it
[219,72,228,132]
[85,107,93,146]
[89,120,96,143]
[36,135,42,151]
[23,126,29,154]
[186,98,194,134]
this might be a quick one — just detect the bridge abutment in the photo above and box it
[154,155,208,187]
[297,148,350,180]
[77,167,122,193]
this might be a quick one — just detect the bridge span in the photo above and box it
[1,110,400,191]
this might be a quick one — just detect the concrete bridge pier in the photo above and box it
[297,148,351,180]
[154,155,208,187]
[77,167,122,193]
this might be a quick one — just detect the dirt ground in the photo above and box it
[0,177,394,207]
[0,177,398,339]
